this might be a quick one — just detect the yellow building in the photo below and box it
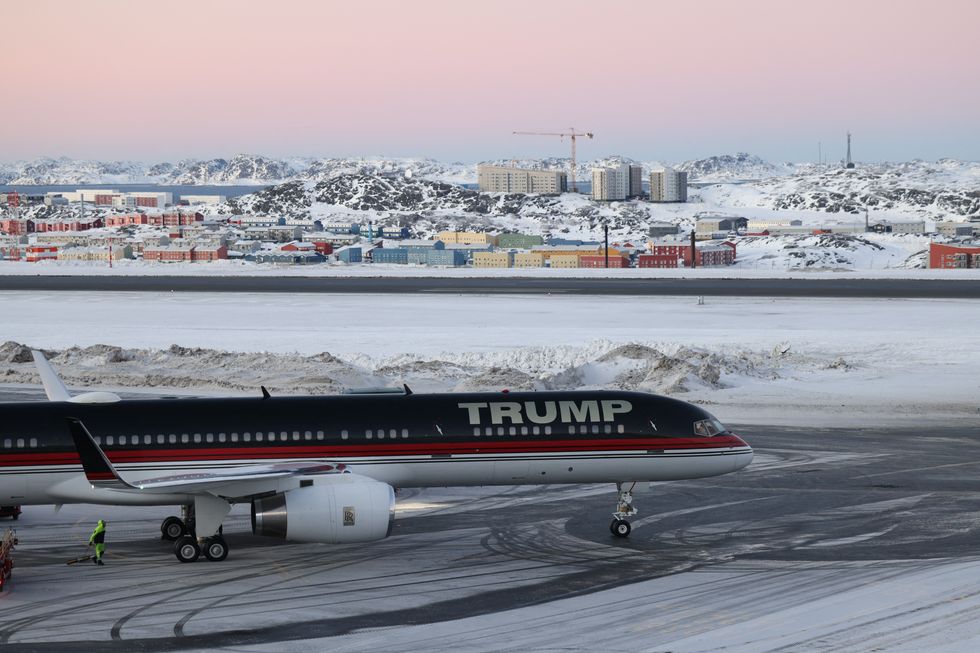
[549,254,580,268]
[530,245,600,262]
[436,231,497,245]
[473,251,513,268]
[513,252,545,268]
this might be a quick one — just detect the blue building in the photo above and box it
[426,249,468,266]
[372,248,409,264]
[336,246,362,263]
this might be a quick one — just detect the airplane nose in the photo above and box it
[727,433,753,472]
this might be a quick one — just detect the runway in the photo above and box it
[1,275,980,298]
[4,419,980,651]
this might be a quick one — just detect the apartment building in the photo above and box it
[649,168,688,202]
[591,164,629,201]
[477,165,567,194]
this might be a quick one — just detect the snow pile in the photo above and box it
[0,339,828,397]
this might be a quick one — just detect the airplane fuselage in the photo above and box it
[0,390,752,506]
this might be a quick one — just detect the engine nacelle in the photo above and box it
[251,475,395,543]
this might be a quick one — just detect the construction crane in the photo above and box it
[513,128,594,193]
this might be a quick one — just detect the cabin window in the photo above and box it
[316,430,324,440]
[521,426,528,435]
[293,431,300,441]
[304,431,312,441]
[604,424,612,434]
[389,429,397,439]
[401,429,408,439]
[544,426,552,435]
[205,433,213,443]
[16,438,24,448]
[568,425,577,435]
[591,424,600,434]
[169,434,176,444]
[193,433,202,443]
[532,426,540,435]
[219,433,226,442]
[144,435,152,444]
[485,427,493,436]
[119,436,128,446]
[256,432,264,441]
[497,427,505,436]
[29,438,37,448]
[2,439,10,448]
[243,432,251,442]
[94,436,102,445]
[341,430,348,440]
[377,430,385,440]
[509,427,516,436]
[366,430,373,439]
[473,428,481,436]
[617,424,625,434]
[106,436,114,446]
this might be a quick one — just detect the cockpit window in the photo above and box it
[693,418,727,437]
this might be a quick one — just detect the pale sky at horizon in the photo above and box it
[2,0,978,164]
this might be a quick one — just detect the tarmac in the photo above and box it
[3,403,980,651]
[1,275,979,298]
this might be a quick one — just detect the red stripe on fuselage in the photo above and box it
[0,434,748,468]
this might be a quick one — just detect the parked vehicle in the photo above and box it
[0,506,21,520]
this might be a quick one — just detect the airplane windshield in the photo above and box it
[693,418,727,437]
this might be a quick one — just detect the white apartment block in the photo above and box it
[477,165,567,194]
[649,168,688,202]
[591,164,629,201]
[180,194,227,205]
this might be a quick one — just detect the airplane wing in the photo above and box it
[32,350,72,402]
[67,418,345,495]
[33,351,121,404]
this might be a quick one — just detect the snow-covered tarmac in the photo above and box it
[4,424,980,652]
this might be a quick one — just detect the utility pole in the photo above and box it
[604,224,609,268]
[690,229,697,269]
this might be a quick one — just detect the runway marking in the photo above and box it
[629,496,779,529]
[863,459,980,478]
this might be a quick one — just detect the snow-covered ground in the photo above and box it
[2,291,977,427]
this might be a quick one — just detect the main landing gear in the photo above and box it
[162,498,231,563]
[609,482,638,539]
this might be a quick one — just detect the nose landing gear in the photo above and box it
[609,482,638,538]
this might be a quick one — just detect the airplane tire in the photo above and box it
[611,519,631,538]
[174,536,200,563]
[203,536,229,562]
[161,516,186,541]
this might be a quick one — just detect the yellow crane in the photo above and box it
[513,128,594,193]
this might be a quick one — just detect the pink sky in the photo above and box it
[2,0,978,163]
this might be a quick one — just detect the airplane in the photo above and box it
[0,352,753,563]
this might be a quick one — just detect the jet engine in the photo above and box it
[251,474,395,543]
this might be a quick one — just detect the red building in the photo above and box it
[306,240,335,256]
[1,218,33,235]
[637,253,680,268]
[4,192,20,208]
[191,246,228,262]
[642,241,736,267]
[929,242,980,269]
[143,246,195,262]
[579,254,629,268]
[26,245,59,262]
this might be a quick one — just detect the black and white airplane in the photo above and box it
[0,352,753,563]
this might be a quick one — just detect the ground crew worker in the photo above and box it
[88,519,106,565]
